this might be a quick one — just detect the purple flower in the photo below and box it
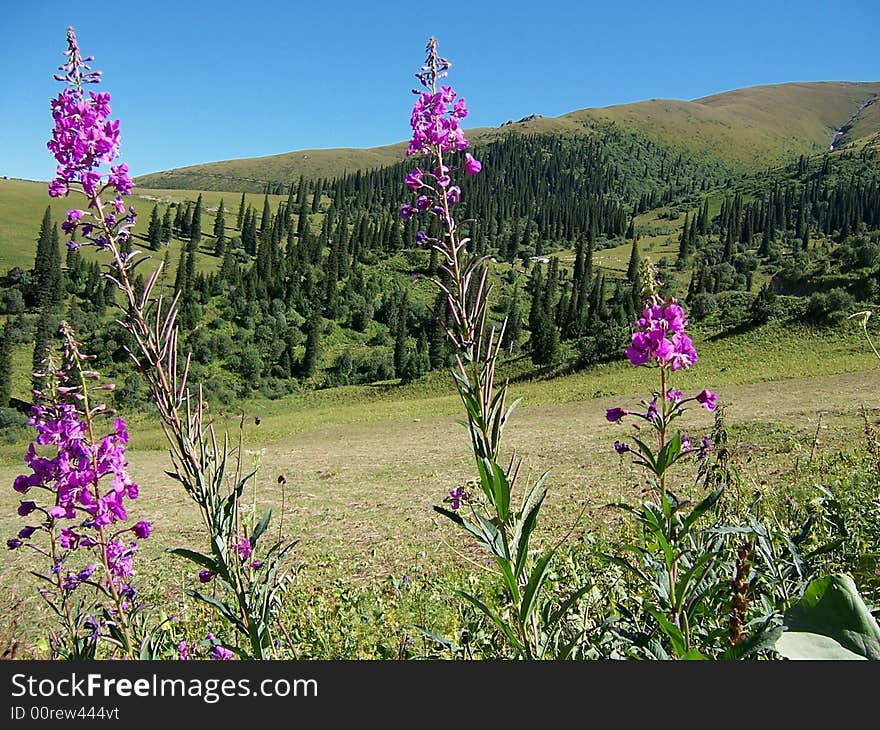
[400,204,418,221]
[696,389,717,411]
[606,407,628,423]
[250,560,263,570]
[206,634,234,661]
[405,168,425,191]
[699,435,712,459]
[464,153,482,176]
[614,441,630,454]
[198,569,213,583]
[7,539,22,550]
[446,186,461,205]
[667,390,684,404]
[17,501,37,516]
[132,520,151,539]
[18,526,37,540]
[235,536,252,560]
[626,298,698,370]
[177,641,189,661]
[449,485,469,511]
[646,399,659,423]
[211,645,235,661]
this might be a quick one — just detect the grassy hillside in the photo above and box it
[0,178,290,270]
[135,81,880,192]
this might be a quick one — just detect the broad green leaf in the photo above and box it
[775,632,867,660]
[777,573,880,660]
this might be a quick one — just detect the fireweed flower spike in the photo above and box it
[402,38,577,660]
[8,322,146,658]
[45,26,297,661]
[606,284,717,499]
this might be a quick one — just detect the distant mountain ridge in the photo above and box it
[136,81,880,192]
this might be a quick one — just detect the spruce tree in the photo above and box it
[33,206,53,306]
[302,309,321,378]
[213,198,226,241]
[161,206,173,243]
[190,194,203,248]
[626,236,641,284]
[236,192,247,230]
[147,205,162,250]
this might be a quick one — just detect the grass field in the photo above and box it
[0,177,291,271]
[1,319,878,590]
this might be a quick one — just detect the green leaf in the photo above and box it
[646,607,686,657]
[454,589,522,653]
[776,573,880,660]
[681,487,724,534]
[721,625,784,660]
[519,549,555,627]
[251,507,272,546]
[167,547,216,572]
[513,487,547,579]
[775,632,867,660]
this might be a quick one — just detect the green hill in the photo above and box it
[136,81,880,192]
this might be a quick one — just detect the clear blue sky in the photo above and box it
[2,0,878,181]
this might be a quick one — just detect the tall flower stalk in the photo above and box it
[402,38,584,658]
[8,323,149,659]
[47,27,295,660]
[605,267,724,656]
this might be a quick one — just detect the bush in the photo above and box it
[805,288,856,324]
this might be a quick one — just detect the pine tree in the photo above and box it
[0,321,13,407]
[161,206,173,243]
[502,286,522,353]
[33,206,53,306]
[302,309,321,378]
[147,205,162,250]
[260,196,272,234]
[190,194,203,248]
[173,245,188,295]
[677,212,691,262]
[236,192,247,230]
[213,198,226,256]
[626,236,641,284]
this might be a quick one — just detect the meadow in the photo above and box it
[2,315,878,657]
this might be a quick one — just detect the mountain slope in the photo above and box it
[135,81,880,192]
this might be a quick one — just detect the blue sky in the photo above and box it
[2,0,878,181]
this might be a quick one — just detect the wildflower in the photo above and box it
[235,536,252,561]
[606,407,628,422]
[614,441,630,454]
[449,485,469,510]
[405,168,425,191]
[464,153,482,176]
[696,389,717,411]
[132,520,151,539]
[667,390,684,404]
[17,501,38,516]
[178,641,189,661]
[198,569,213,583]
[211,645,235,661]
